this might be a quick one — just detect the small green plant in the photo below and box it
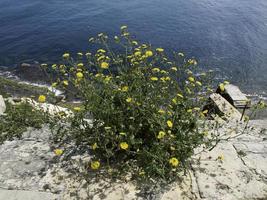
[0,101,49,143]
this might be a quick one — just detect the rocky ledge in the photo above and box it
[0,119,266,200]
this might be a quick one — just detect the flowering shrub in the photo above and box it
[47,27,216,181]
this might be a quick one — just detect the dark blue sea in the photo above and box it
[0,0,267,96]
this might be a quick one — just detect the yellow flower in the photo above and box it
[92,143,98,150]
[76,72,83,79]
[188,77,195,82]
[160,70,167,74]
[157,131,166,139]
[97,55,106,61]
[91,161,100,170]
[51,82,57,88]
[188,59,197,65]
[132,41,138,45]
[86,52,92,56]
[158,109,166,114]
[167,120,173,128]
[41,63,47,68]
[202,110,208,114]
[160,77,165,82]
[169,157,179,167]
[120,142,129,150]
[186,87,191,94]
[170,146,175,151]
[77,63,84,68]
[104,76,112,83]
[150,77,158,81]
[73,107,81,112]
[187,109,192,113]
[224,81,230,85]
[171,67,177,71]
[177,93,184,98]
[194,107,200,111]
[121,86,129,92]
[134,51,141,57]
[38,95,46,103]
[156,48,164,52]
[119,132,126,136]
[217,155,224,161]
[142,44,148,48]
[62,53,70,59]
[178,52,184,57]
[95,73,102,77]
[52,64,57,70]
[196,81,202,86]
[172,98,177,104]
[152,68,160,73]
[97,49,106,53]
[126,97,132,103]
[100,62,109,69]
[145,50,153,57]
[54,149,63,156]
[139,170,145,176]
[120,25,127,30]
[63,80,69,86]
[165,76,171,81]
[77,52,83,56]
[219,83,225,91]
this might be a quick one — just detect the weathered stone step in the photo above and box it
[0,189,58,200]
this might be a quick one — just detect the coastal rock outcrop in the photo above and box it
[0,120,266,199]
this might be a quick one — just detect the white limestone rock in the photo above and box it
[0,95,6,115]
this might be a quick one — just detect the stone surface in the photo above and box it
[207,93,242,120]
[0,126,58,199]
[21,98,73,117]
[0,95,6,115]
[0,189,57,200]
[220,84,250,108]
[0,120,267,199]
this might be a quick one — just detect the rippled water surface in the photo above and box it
[0,0,267,94]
